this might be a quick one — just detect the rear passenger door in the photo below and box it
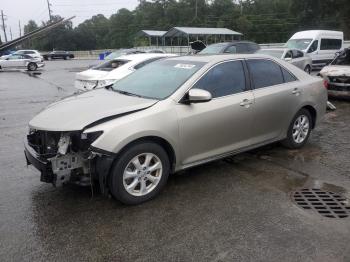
[246,59,301,144]
[176,60,255,165]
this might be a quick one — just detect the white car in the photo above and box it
[286,30,343,68]
[75,53,176,91]
[257,48,313,73]
[1,49,43,60]
[0,54,45,71]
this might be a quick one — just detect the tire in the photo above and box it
[282,108,312,149]
[27,62,37,71]
[304,65,311,74]
[109,142,170,205]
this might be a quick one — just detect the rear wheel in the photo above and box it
[282,109,312,149]
[27,62,37,71]
[109,142,170,205]
[304,65,311,74]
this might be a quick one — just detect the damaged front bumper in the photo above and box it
[24,130,115,193]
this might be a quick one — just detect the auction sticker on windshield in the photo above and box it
[174,64,196,69]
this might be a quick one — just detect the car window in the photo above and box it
[292,50,303,58]
[285,51,293,59]
[281,67,297,83]
[236,44,249,53]
[199,43,226,54]
[247,59,284,89]
[320,39,342,50]
[8,54,22,60]
[93,59,130,71]
[193,60,246,98]
[134,57,164,70]
[307,40,318,53]
[248,43,260,52]
[112,60,205,100]
[224,45,237,54]
[24,51,34,54]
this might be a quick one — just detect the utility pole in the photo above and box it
[9,27,12,40]
[19,20,22,37]
[1,10,8,42]
[47,0,53,22]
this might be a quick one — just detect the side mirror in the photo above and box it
[284,57,292,62]
[186,89,212,103]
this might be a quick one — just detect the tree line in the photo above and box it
[22,0,350,51]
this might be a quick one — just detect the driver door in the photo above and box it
[176,60,255,166]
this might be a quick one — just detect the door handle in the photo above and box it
[240,99,253,107]
[292,88,300,95]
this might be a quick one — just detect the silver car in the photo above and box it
[25,54,327,204]
[0,54,44,71]
[257,48,313,74]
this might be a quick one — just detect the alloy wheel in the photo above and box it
[292,115,310,144]
[123,153,163,197]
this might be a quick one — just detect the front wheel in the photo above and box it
[27,62,37,71]
[282,109,312,149]
[109,142,170,205]
[304,65,311,74]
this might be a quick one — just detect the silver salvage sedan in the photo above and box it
[25,54,327,204]
[0,53,44,71]
[257,48,313,74]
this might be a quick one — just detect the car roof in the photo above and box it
[165,53,278,64]
[116,53,176,62]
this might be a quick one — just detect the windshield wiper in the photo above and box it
[113,89,143,98]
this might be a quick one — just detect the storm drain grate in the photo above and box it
[292,188,350,218]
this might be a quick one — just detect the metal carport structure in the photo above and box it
[135,30,167,47]
[162,27,243,46]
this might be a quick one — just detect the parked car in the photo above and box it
[319,48,350,97]
[196,41,260,54]
[1,49,42,60]
[25,54,327,204]
[75,53,176,91]
[105,49,146,60]
[286,30,343,68]
[0,54,44,71]
[43,51,74,60]
[257,48,313,73]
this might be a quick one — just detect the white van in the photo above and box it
[286,30,343,67]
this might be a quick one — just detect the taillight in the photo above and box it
[323,79,329,89]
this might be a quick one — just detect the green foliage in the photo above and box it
[23,0,350,50]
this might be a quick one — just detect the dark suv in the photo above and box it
[43,51,74,60]
[193,41,260,54]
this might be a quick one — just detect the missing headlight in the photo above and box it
[57,134,71,155]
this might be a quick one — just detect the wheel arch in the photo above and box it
[301,105,317,129]
[115,136,177,173]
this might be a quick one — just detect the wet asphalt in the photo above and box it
[0,60,349,262]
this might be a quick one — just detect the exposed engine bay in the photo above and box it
[26,129,104,187]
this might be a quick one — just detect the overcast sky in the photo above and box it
[0,0,139,41]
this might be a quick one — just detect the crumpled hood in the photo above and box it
[76,69,109,81]
[320,65,350,77]
[29,88,158,131]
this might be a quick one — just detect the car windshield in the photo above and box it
[285,39,312,50]
[257,49,285,58]
[112,59,205,99]
[199,43,226,54]
[105,50,131,60]
[93,59,130,71]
